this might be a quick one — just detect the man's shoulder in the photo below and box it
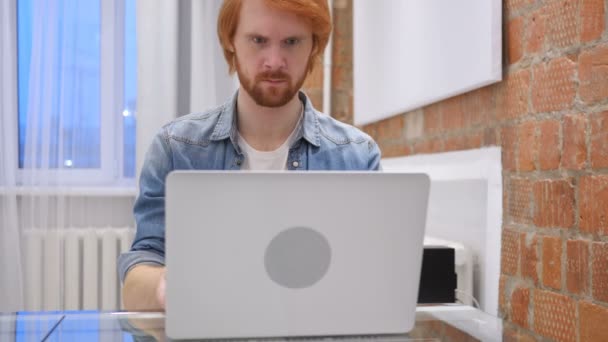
[314,111,374,147]
[159,104,226,145]
[308,110,381,170]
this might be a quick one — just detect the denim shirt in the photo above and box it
[117,91,381,283]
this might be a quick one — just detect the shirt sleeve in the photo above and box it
[118,127,173,283]
[118,250,165,284]
[367,139,382,171]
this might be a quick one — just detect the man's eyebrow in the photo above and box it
[244,32,268,38]
[284,35,308,40]
[243,33,308,40]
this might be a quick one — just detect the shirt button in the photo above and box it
[292,161,299,168]
[236,159,242,166]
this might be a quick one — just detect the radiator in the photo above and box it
[22,227,135,312]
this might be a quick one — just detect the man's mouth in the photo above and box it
[263,79,287,84]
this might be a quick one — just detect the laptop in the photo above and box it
[165,171,430,340]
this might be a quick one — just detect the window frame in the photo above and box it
[2,0,132,187]
[1,0,19,184]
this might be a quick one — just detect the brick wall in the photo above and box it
[311,1,608,341]
[302,0,353,124]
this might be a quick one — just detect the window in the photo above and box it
[123,0,136,178]
[14,0,136,184]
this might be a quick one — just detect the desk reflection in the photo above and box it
[0,305,502,341]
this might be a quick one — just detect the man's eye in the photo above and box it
[252,37,266,44]
[284,38,300,46]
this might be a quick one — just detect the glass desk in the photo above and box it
[0,305,503,341]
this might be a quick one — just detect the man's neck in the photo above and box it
[236,89,303,152]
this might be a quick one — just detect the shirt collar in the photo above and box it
[210,90,322,150]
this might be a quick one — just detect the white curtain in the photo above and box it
[136,0,237,175]
[1,0,135,312]
[0,0,24,312]
[0,0,234,312]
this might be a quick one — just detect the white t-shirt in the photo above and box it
[237,112,303,171]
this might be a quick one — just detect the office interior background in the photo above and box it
[1,0,607,341]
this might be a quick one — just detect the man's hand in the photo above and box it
[156,267,166,309]
[122,265,166,311]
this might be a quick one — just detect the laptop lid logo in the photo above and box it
[264,227,332,289]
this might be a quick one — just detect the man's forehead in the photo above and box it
[237,0,312,35]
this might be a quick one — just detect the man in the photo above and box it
[119,0,381,311]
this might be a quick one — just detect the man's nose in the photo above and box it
[263,45,286,71]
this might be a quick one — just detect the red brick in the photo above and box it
[484,127,498,146]
[331,91,353,124]
[581,0,606,43]
[591,111,608,168]
[507,17,525,64]
[502,229,520,276]
[499,275,508,314]
[496,70,531,120]
[579,44,608,104]
[303,63,323,89]
[330,65,347,91]
[331,7,352,87]
[503,182,509,223]
[362,123,378,141]
[517,331,538,342]
[566,240,589,295]
[502,323,518,342]
[502,126,519,171]
[503,324,537,342]
[545,0,579,49]
[444,136,467,152]
[423,103,442,135]
[463,87,494,127]
[533,179,575,228]
[442,96,467,131]
[580,301,608,342]
[542,236,562,290]
[303,89,323,111]
[508,178,533,225]
[511,286,530,328]
[533,290,576,342]
[579,175,608,236]
[466,132,484,150]
[562,114,588,170]
[521,233,539,284]
[592,242,608,302]
[532,57,577,113]
[413,140,443,155]
[376,116,404,140]
[518,121,538,172]
[526,8,546,54]
[505,0,535,13]
[380,144,411,158]
[539,120,561,170]
[332,43,350,75]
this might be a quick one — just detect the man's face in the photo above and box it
[232,0,314,108]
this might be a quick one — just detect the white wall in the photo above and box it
[353,0,502,125]
[382,147,502,315]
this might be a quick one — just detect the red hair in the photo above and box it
[217,0,332,75]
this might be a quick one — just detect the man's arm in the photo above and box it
[368,139,382,170]
[122,264,166,311]
[119,128,173,311]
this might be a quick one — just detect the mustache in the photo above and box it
[255,70,290,81]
